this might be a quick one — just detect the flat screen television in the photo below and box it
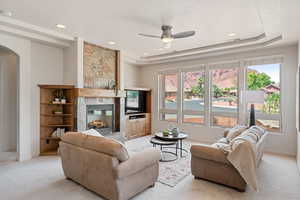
[125,90,146,114]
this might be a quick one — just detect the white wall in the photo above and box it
[139,44,298,156]
[297,41,300,171]
[31,41,64,156]
[0,31,65,160]
[123,61,140,88]
[0,49,18,152]
[63,37,84,88]
[0,33,32,161]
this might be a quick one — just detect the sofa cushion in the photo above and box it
[61,132,87,147]
[226,125,248,142]
[191,144,231,165]
[83,135,129,162]
[61,132,129,162]
[82,129,104,137]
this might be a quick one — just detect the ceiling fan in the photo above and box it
[138,25,196,48]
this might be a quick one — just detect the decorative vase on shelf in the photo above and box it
[61,99,66,104]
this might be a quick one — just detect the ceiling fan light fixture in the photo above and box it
[161,37,173,43]
[56,24,66,29]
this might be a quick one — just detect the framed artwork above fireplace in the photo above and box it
[83,42,120,89]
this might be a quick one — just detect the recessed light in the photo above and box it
[108,41,116,45]
[228,33,236,37]
[0,10,12,17]
[56,24,66,29]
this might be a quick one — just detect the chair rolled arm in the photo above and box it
[191,144,230,165]
[115,148,161,179]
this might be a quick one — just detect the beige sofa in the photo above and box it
[59,132,161,200]
[190,127,267,191]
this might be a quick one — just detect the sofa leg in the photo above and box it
[149,184,155,188]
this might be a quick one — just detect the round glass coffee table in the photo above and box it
[150,137,178,162]
[154,132,188,158]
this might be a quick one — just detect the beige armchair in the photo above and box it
[59,132,161,200]
[190,128,267,191]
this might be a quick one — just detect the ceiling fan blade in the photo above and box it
[138,33,161,38]
[172,31,195,39]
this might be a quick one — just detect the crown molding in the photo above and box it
[143,33,266,60]
[0,16,74,47]
[134,35,283,66]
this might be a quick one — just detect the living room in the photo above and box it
[0,0,300,200]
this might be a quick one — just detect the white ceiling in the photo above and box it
[0,0,299,59]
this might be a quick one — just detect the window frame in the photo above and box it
[244,62,282,132]
[209,63,240,128]
[181,66,206,125]
[157,56,283,132]
[158,70,180,123]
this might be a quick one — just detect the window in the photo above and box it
[182,70,205,124]
[246,63,281,132]
[210,68,238,127]
[157,56,282,132]
[164,74,178,109]
[159,73,178,122]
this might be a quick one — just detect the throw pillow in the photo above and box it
[217,137,229,144]
[82,129,104,137]
[248,126,266,140]
[226,125,248,142]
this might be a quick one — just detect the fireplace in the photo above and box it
[86,104,114,135]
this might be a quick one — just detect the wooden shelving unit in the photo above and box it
[39,85,75,156]
[124,88,152,140]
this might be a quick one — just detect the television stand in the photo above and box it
[125,113,151,140]
[124,87,152,140]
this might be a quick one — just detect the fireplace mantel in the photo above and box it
[74,88,126,98]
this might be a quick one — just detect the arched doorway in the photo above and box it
[0,46,19,161]
[0,33,32,161]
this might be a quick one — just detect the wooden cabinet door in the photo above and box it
[145,114,151,134]
[125,118,137,139]
[137,119,146,136]
[131,120,139,138]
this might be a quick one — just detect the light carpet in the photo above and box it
[126,136,191,187]
[1,136,300,200]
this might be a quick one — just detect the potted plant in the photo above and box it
[53,89,65,104]
[53,90,60,103]
[61,94,67,104]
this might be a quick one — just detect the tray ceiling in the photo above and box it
[0,0,299,59]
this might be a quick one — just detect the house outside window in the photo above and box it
[246,62,282,132]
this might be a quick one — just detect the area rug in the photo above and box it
[125,136,191,187]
